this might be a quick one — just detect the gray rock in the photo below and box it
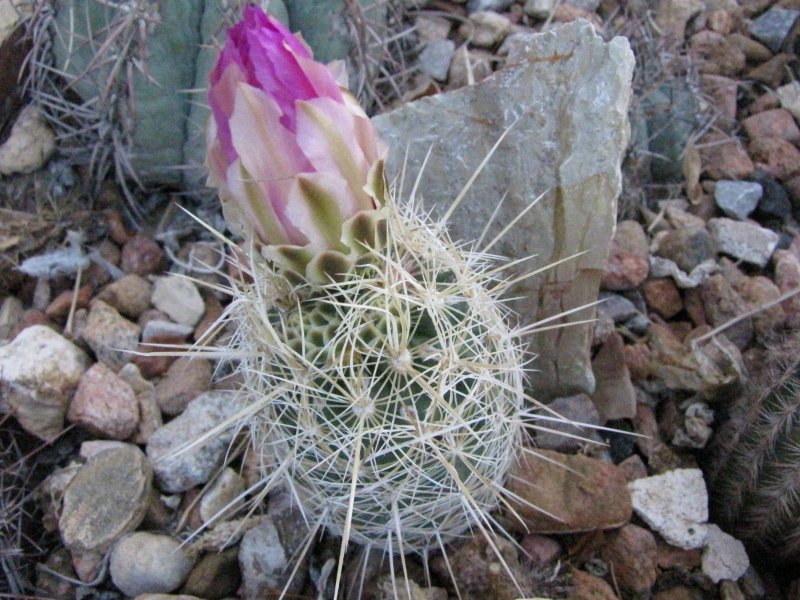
[141,319,194,342]
[597,292,639,324]
[707,218,779,267]
[239,497,311,600]
[199,467,246,525]
[59,445,152,554]
[535,393,600,451]
[467,0,514,12]
[374,21,634,399]
[748,8,800,53]
[460,11,512,48]
[0,325,89,440]
[714,180,763,220]
[0,295,23,341]
[418,39,455,82]
[702,524,750,583]
[146,391,245,493]
[110,532,193,597]
[81,300,141,371]
[655,227,717,274]
[628,469,708,549]
[649,256,719,289]
[151,275,205,328]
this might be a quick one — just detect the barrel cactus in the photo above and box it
[202,7,535,597]
[705,333,800,565]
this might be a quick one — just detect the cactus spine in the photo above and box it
[705,335,800,564]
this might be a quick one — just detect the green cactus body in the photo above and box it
[706,339,800,564]
[223,195,526,555]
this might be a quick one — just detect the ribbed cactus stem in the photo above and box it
[706,335,800,563]
[222,190,527,559]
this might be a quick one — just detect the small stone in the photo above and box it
[777,81,800,121]
[629,469,708,549]
[655,0,704,39]
[742,109,800,144]
[751,173,791,220]
[0,105,55,175]
[146,391,245,493]
[720,580,747,600]
[45,285,93,320]
[702,524,750,583]
[505,449,632,533]
[747,53,795,88]
[643,278,683,319]
[714,180,763,220]
[602,220,650,291]
[591,332,636,421]
[736,275,786,340]
[0,325,89,440]
[750,91,782,114]
[104,209,133,245]
[748,8,800,53]
[154,356,213,416]
[655,227,717,274]
[656,538,702,570]
[701,75,738,123]
[597,292,639,324]
[59,445,152,554]
[707,217,779,268]
[239,501,310,600]
[97,274,153,319]
[110,532,193,597]
[82,300,141,371]
[467,0,514,12]
[447,45,494,87]
[727,33,772,63]
[415,15,451,43]
[521,534,561,566]
[142,319,194,342]
[700,273,753,349]
[68,363,139,439]
[199,467,246,525]
[0,295,23,341]
[151,275,205,328]
[79,440,131,459]
[430,533,531,599]
[689,30,746,77]
[699,132,754,180]
[749,137,800,181]
[601,524,658,594]
[418,39,455,81]
[619,454,648,482]
[535,393,600,451]
[570,569,618,600]
[121,235,164,276]
[774,250,800,327]
[460,11,511,47]
[524,0,555,19]
[182,548,240,600]
[117,363,162,444]
[707,9,733,35]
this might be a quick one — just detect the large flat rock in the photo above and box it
[374,20,634,399]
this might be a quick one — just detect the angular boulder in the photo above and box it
[374,21,634,399]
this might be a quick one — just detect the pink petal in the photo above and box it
[208,61,247,164]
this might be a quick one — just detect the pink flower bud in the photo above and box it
[206,6,386,254]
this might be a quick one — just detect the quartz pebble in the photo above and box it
[629,469,708,549]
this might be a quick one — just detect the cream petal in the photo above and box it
[284,172,357,250]
[296,98,375,211]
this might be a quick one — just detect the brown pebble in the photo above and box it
[45,285,93,320]
[104,210,133,245]
[121,235,164,276]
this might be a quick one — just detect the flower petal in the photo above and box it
[285,172,357,250]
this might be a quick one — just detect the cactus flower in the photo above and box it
[206,6,386,262]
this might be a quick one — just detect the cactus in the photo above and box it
[195,8,556,597]
[705,333,800,565]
